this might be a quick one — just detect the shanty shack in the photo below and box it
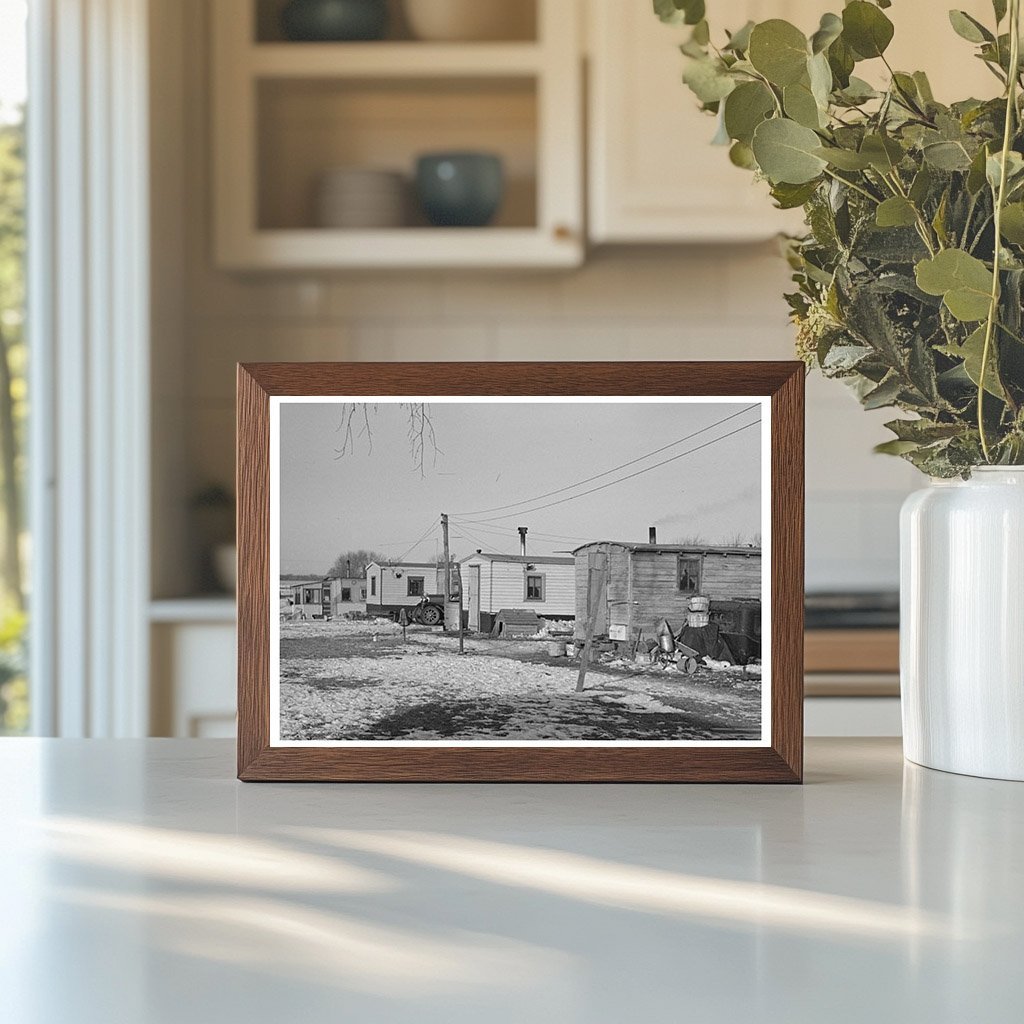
[283,580,330,620]
[461,552,576,634]
[326,576,367,618]
[365,561,442,619]
[572,540,762,645]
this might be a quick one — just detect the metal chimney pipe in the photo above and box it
[649,527,657,544]
[346,559,351,577]
[518,526,528,556]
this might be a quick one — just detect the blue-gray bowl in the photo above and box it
[281,0,388,42]
[415,152,505,228]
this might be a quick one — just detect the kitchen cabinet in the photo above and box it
[586,0,998,244]
[211,0,583,269]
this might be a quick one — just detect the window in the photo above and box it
[407,576,425,597]
[678,555,702,594]
[341,588,351,602]
[0,0,27,734]
[303,588,317,604]
[360,587,367,600]
[525,574,545,601]
[370,576,376,597]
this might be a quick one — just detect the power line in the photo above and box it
[395,516,440,563]
[449,517,591,544]
[472,418,761,523]
[453,404,760,517]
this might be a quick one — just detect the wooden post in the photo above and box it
[455,563,465,655]
[576,552,607,692]
[441,512,451,631]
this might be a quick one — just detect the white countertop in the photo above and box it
[1,738,1020,1023]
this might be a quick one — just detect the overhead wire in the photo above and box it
[453,403,760,517]
[471,417,761,523]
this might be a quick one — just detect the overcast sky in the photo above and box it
[278,400,763,575]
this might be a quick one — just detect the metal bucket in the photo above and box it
[547,640,567,657]
[658,633,676,654]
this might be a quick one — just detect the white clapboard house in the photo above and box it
[460,551,576,634]
[365,561,442,619]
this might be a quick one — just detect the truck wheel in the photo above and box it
[419,604,442,626]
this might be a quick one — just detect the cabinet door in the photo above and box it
[587,0,996,244]
[587,0,810,243]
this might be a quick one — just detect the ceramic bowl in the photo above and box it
[281,0,388,42]
[415,152,504,227]
[403,0,534,42]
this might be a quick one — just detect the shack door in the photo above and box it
[467,565,481,631]
[587,548,608,637]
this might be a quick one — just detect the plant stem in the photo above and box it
[979,0,1021,462]
[822,167,880,205]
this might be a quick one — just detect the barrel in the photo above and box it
[688,595,710,613]
[687,611,710,628]
[547,640,568,657]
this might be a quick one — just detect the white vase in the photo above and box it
[900,467,1024,780]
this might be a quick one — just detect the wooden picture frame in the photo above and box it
[237,362,804,782]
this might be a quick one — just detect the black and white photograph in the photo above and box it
[270,397,770,746]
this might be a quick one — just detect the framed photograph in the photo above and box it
[237,362,804,782]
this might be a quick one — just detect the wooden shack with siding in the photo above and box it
[460,552,576,634]
[365,561,442,619]
[572,541,761,643]
[326,576,367,617]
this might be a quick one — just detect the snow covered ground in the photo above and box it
[279,619,762,742]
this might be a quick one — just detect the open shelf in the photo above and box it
[213,0,582,268]
[254,0,539,45]
[257,76,538,232]
[249,41,544,77]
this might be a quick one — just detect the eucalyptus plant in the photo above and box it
[657,0,1024,475]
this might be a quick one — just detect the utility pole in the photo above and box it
[441,513,451,632]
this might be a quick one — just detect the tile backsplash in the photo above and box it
[181,246,917,593]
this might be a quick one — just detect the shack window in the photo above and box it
[525,574,545,601]
[407,576,425,597]
[678,556,702,594]
[370,576,376,597]
[303,588,317,604]
[360,587,367,600]
[341,588,351,602]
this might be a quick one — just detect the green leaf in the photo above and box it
[939,325,1006,398]
[967,144,991,193]
[751,118,828,184]
[653,0,705,26]
[915,249,994,322]
[909,164,933,205]
[874,439,922,455]
[771,180,820,209]
[682,57,736,104]
[993,0,1008,24]
[723,81,775,144]
[948,10,994,44]
[842,1,895,59]
[814,146,872,170]
[876,197,918,228]
[827,35,856,88]
[784,80,824,129]
[724,20,755,53]
[729,140,757,170]
[860,133,904,173]
[807,51,833,109]
[810,12,843,54]
[1000,203,1024,244]
[748,20,809,86]
[923,140,973,171]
